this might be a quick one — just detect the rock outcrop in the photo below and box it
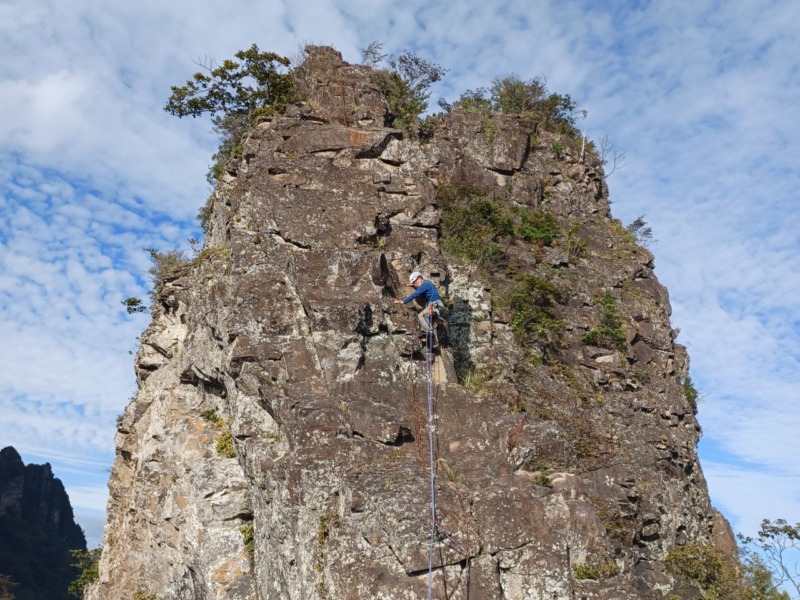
[88,47,734,599]
[0,446,87,599]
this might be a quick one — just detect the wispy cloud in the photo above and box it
[1,0,798,541]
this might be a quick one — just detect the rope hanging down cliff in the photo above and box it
[425,309,437,600]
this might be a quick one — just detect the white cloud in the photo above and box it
[1,0,798,541]
[704,461,800,537]
[67,484,110,514]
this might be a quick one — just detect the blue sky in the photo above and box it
[1,0,798,550]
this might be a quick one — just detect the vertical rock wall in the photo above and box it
[88,47,733,600]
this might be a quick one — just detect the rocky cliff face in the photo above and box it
[88,47,734,599]
[0,446,87,599]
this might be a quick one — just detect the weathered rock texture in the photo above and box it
[0,446,87,599]
[88,48,734,599]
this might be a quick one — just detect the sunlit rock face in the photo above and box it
[87,47,733,600]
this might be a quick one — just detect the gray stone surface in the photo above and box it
[87,47,734,600]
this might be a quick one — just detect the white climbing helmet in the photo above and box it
[409,271,423,284]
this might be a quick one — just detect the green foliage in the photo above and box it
[666,543,788,600]
[491,75,579,134]
[360,41,387,67]
[132,591,160,600]
[572,558,620,580]
[438,182,560,271]
[460,366,493,394]
[626,215,655,247]
[490,75,547,115]
[68,547,101,598]
[200,409,226,428]
[207,121,246,184]
[516,209,558,245]
[581,292,626,349]
[683,375,700,411]
[439,75,580,136]
[533,461,552,487]
[666,544,736,596]
[203,411,236,458]
[318,512,340,547]
[503,275,564,343]
[121,297,148,314]
[164,44,293,120]
[440,88,493,113]
[438,183,513,270]
[240,522,255,557]
[146,248,188,289]
[371,50,446,133]
[564,220,588,258]
[215,430,236,458]
[165,44,295,184]
[743,555,791,600]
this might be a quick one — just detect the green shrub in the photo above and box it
[460,366,493,393]
[132,591,160,600]
[438,75,581,136]
[146,248,188,289]
[502,275,564,342]
[68,547,101,598]
[202,410,237,458]
[572,558,620,580]
[371,50,446,134]
[564,221,588,258]
[360,41,387,67]
[200,410,226,428]
[215,430,236,458]
[240,522,255,557]
[581,292,626,349]
[438,183,561,270]
[438,183,513,270]
[534,471,552,488]
[318,512,340,547]
[666,544,760,599]
[626,215,655,247]
[452,88,493,113]
[490,75,580,135]
[121,297,148,314]
[490,75,547,115]
[516,209,558,246]
[683,376,699,411]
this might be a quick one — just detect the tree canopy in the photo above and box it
[164,44,294,121]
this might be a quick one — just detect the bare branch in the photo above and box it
[191,55,219,73]
[598,134,627,176]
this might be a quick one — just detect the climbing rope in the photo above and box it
[421,306,470,599]
[426,307,436,600]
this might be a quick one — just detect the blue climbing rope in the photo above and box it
[426,307,436,600]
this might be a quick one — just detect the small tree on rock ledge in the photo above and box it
[165,44,295,183]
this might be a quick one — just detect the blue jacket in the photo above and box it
[402,280,442,307]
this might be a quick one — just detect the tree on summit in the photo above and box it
[165,44,296,184]
[164,44,294,120]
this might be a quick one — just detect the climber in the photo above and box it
[394,272,445,347]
